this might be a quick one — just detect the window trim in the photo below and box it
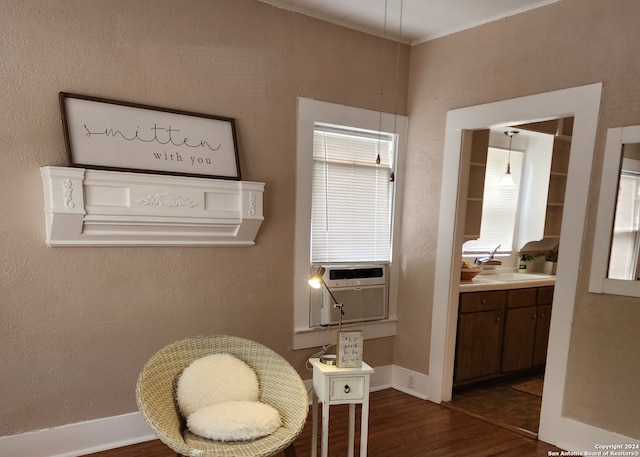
[293,97,407,349]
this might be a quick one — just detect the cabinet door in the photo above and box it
[455,309,503,383]
[501,306,537,372]
[533,304,552,366]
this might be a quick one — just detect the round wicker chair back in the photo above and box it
[136,335,308,457]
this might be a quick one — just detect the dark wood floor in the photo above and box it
[85,388,562,457]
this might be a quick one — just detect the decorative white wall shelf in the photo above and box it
[40,167,264,246]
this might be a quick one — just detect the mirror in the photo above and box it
[590,125,640,296]
[608,142,640,280]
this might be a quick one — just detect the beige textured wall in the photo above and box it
[0,0,408,436]
[399,0,640,438]
[5,0,638,443]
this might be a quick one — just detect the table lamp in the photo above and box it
[308,267,364,368]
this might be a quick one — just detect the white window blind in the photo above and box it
[463,147,524,254]
[311,123,395,263]
[609,172,640,280]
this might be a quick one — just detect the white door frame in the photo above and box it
[429,83,602,447]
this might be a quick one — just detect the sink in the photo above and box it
[460,271,555,289]
[479,272,552,281]
[469,277,503,284]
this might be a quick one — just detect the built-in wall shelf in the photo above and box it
[40,166,264,247]
[463,129,490,241]
[517,117,573,241]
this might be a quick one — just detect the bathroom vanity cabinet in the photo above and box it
[454,285,554,386]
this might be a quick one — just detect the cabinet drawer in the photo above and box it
[460,291,507,313]
[537,286,554,305]
[329,376,365,401]
[506,288,537,308]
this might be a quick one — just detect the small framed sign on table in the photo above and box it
[336,330,363,368]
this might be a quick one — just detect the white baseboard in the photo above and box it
[0,412,155,457]
[390,364,430,399]
[541,416,640,451]
[2,364,635,456]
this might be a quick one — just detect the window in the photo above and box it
[311,124,395,264]
[294,98,406,348]
[463,147,524,254]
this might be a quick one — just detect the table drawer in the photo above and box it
[329,376,366,401]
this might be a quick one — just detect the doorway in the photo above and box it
[447,119,572,437]
[428,83,602,446]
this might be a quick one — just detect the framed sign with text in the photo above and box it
[336,330,363,368]
[59,92,241,180]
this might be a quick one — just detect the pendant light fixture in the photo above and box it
[500,130,518,188]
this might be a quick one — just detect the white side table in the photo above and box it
[309,358,374,457]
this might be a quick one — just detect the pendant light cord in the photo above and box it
[376,0,389,165]
[507,132,513,172]
[505,130,518,173]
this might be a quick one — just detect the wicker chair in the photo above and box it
[136,335,308,457]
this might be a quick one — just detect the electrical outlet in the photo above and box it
[408,374,414,389]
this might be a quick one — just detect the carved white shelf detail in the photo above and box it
[41,166,264,246]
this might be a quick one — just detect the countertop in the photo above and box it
[459,272,556,292]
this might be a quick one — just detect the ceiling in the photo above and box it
[256,0,561,45]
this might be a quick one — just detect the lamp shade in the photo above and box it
[308,267,326,289]
[499,170,516,188]
[500,130,518,188]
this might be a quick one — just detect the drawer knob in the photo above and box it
[344,384,351,394]
[481,299,487,304]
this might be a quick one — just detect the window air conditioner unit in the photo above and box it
[309,265,388,327]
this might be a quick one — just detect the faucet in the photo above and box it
[474,245,501,265]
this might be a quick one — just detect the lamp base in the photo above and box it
[319,354,337,365]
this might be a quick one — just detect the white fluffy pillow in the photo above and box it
[177,353,259,418]
[187,401,281,442]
